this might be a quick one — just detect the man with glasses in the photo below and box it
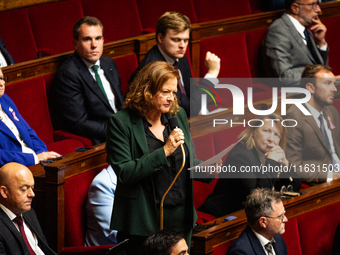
[262,0,329,87]
[227,188,288,255]
[0,68,59,167]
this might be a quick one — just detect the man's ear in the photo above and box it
[0,186,8,199]
[157,33,163,44]
[73,38,78,49]
[291,3,300,15]
[306,82,315,94]
[258,217,268,229]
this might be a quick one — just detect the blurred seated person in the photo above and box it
[85,165,117,246]
[0,68,59,167]
[143,230,189,255]
[198,113,301,218]
[107,61,220,255]
[0,37,15,67]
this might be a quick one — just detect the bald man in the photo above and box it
[0,162,57,255]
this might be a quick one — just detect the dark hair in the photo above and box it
[73,16,104,40]
[285,0,296,11]
[300,64,333,88]
[124,61,180,117]
[245,188,282,225]
[143,230,185,255]
[156,12,191,43]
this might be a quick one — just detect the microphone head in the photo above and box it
[168,117,179,130]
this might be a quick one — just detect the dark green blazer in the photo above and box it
[106,107,201,236]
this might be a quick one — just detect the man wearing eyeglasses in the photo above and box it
[227,188,288,255]
[262,0,329,87]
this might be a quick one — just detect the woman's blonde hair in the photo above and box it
[239,112,287,150]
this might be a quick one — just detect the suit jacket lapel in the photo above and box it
[0,208,29,254]
[101,59,121,107]
[246,226,266,255]
[130,112,149,156]
[72,52,111,109]
[303,104,331,155]
[282,14,315,63]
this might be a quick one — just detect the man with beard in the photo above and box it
[262,0,329,87]
[227,188,288,255]
[285,64,340,184]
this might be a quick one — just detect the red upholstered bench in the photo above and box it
[136,0,197,33]
[5,76,91,156]
[61,166,114,255]
[27,0,83,56]
[81,0,143,42]
[192,0,252,22]
[0,8,37,63]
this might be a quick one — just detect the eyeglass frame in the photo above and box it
[295,1,320,10]
[263,210,287,222]
[0,76,8,83]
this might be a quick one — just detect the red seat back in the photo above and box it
[136,0,197,32]
[113,54,139,95]
[193,0,251,22]
[27,0,83,56]
[81,0,142,42]
[322,17,340,75]
[5,77,54,145]
[64,167,105,247]
[0,8,37,63]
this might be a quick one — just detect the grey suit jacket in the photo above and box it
[285,104,340,183]
[262,13,328,87]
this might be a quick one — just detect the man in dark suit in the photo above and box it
[129,12,220,117]
[0,162,57,255]
[285,64,340,184]
[52,17,124,145]
[227,188,288,255]
[262,0,329,87]
[0,37,15,67]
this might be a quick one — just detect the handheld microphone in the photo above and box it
[160,117,186,230]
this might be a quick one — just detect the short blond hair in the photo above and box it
[156,12,191,43]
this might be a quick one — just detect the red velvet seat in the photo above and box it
[192,0,252,22]
[5,77,90,155]
[296,201,340,255]
[245,28,268,78]
[322,17,340,75]
[27,0,84,56]
[136,0,197,33]
[113,54,139,95]
[61,166,113,255]
[81,0,143,42]
[0,8,37,63]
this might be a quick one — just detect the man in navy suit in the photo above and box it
[227,188,288,255]
[130,12,220,117]
[0,162,57,255]
[0,68,59,167]
[0,37,15,67]
[53,17,125,145]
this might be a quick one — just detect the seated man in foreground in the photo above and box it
[0,162,57,254]
[285,64,340,184]
[0,68,59,167]
[227,188,287,255]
